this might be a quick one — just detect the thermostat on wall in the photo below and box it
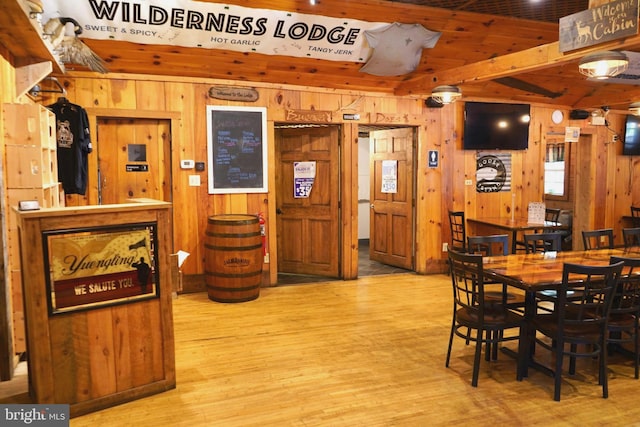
[180,159,195,169]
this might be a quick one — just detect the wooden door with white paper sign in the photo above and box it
[369,127,415,270]
[275,125,340,277]
[97,118,171,204]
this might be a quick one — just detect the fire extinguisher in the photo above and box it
[257,212,266,256]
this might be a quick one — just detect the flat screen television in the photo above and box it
[463,101,531,150]
[623,114,640,156]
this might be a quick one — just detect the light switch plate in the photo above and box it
[188,175,200,186]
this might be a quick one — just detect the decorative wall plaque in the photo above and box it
[208,86,259,102]
[285,109,332,122]
[559,0,639,53]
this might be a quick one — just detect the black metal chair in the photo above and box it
[582,228,614,250]
[631,206,640,228]
[523,232,562,254]
[446,249,524,387]
[545,207,561,223]
[468,234,525,316]
[607,256,640,379]
[467,234,509,257]
[515,208,562,252]
[448,210,466,252]
[622,227,640,249]
[530,261,624,401]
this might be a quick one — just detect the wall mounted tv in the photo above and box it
[463,102,531,150]
[623,114,640,156]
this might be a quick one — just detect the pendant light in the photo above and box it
[629,102,640,116]
[578,51,628,79]
[430,85,462,104]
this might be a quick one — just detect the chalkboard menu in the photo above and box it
[206,106,268,194]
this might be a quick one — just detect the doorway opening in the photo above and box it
[274,123,415,285]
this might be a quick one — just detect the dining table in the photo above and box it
[482,247,640,377]
[467,216,567,254]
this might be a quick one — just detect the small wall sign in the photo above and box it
[208,86,259,102]
[559,0,639,52]
[428,150,439,168]
[126,164,149,172]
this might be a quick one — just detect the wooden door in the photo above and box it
[369,127,415,269]
[275,126,340,277]
[97,118,171,204]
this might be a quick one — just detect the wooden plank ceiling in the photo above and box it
[6,0,640,111]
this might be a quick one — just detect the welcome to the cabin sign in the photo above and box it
[559,0,639,52]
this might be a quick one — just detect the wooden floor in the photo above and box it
[3,273,640,426]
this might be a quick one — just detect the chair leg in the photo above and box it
[635,319,639,379]
[516,325,526,381]
[569,344,577,375]
[600,339,609,399]
[472,329,483,387]
[554,339,564,401]
[446,316,456,367]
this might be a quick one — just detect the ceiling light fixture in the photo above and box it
[430,85,462,104]
[578,51,629,79]
[629,102,640,116]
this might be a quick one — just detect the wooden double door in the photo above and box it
[275,125,414,279]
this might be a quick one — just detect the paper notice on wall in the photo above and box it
[564,126,580,142]
[381,160,398,193]
[294,161,316,198]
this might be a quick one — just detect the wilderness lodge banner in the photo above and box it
[44,224,159,314]
[41,0,389,62]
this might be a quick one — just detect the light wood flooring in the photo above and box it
[3,273,640,426]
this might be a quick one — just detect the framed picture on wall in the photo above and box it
[206,105,268,194]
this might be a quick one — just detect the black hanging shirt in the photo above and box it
[47,100,93,195]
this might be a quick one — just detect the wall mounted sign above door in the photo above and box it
[559,0,638,53]
[208,86,259,102]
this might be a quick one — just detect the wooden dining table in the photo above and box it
[482,247,640,377]
[467,216,567,254]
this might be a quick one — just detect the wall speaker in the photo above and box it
[569,109,590,120]
[425,97,444,108]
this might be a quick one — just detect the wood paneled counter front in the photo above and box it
[14,201,175,417]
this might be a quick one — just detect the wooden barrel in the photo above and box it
[205,214,263,303]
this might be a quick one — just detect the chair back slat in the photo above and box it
[448,249,485,315]
[631,206,640,228]
[609,256,640,315]
[467,234,509,256]
[581,228,614,251]
[622,227,640,249]
[448,210,466,252]
[556,261,624,329]
[524,232,562,253]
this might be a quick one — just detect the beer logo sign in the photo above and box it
[476,154,507,193]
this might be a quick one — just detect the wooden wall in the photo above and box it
[30,72,640,288]
[0,44,16,379]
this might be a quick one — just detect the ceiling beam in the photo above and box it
[395,33,640,96]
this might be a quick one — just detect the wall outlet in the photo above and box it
[264,253,270,263]
[442,242,448,252]
[465,179,472,186]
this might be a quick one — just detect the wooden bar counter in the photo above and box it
[14,201,175,417]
